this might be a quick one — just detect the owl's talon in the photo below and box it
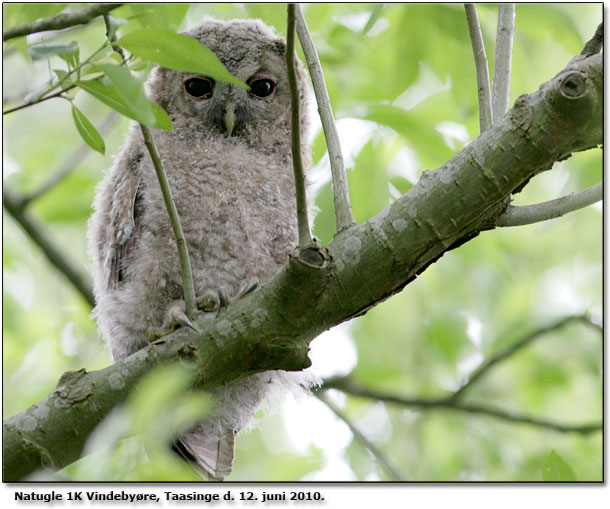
[148,299,199,341]
[198,290,221,312]
[239,277,259,297]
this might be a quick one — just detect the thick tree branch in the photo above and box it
[2,187,95,308]
[2,4,123,41]
[3,52,602,481]
[315,392,408,481]
[492,3,515,118]
[286,4,312,245]
[321,379,601,435]
[497,182,602,227]
[465,3,494,131]
[295,5,354,233]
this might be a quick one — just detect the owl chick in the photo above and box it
[89,18,319,480]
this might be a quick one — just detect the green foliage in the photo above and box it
[2,3,602,482]
[118,29,247,88]
[542,449,577,482]
[71,103,105,154]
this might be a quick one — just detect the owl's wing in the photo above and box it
[93,148,145,292]
[176,431,235,481]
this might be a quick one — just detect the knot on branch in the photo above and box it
[290,242,331,269]
[559,72,587,99]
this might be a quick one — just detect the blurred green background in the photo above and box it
[2,3,602,481]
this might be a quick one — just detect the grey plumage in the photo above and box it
[88,18,319,480]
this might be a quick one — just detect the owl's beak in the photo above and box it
[223,103,236,137]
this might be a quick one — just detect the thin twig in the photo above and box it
[3,187,95,307]
[295,5,354,233]
[497,182,602,227]
[315,392,408,481]
[492,3,515,118]
[3,84,76,115]
[323,378,601,435]
[3,3,123,41]
[581,22,603,55]
[139,124,197,319]
[3,44,107,117]
[102,12,126,64]
[21,113,119,205]
[286,4,312,246]
[323,313,602,435]
[464,4,494,132]
[450,314,601,401]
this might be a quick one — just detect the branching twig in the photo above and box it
[103,12,126,64]
[450,314,601,401]
[497,182,602,227]
[315,392,408,481]
[295,5,354,233]
[3,84,77,115]
[139,124,197,319]
[322,378,602,435]
[20,113,119,205]
[3,3,123,41]
[581,22,603,55]
[492,3,515,118]
[323,313,602,435]
[2,187,95,307]
[286,4,312,246]
[465,3,494,132]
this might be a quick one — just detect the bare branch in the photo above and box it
[103,12,127,64]
[3,84,76,115]
[295,5,354,233]
[323,378,601,435]
[315,392,408,481]
[21,113,119,205]
[3,4,123,41]
[497,182,602,227]
[2,187,95,307]
[492,3,515,118]
[286,4,313,245]
[465,4,494,132]
[450,314,602,401]
[581,22,603,55]
[139,124,197,318]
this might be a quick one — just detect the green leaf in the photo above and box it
[28,42,79,61]
[77,72,172,131]
[70,104,105,155]
[58,41,79,70]
[114,3,189,30]
[101,64,156,125]
[118,29,247,88]
[362,4,385,36]
[542,450,577,481]
[53,68,74,89]
[3,3,67,28]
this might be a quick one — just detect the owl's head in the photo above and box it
[147,18,309,146]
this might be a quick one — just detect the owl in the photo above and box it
[88,18,319,480]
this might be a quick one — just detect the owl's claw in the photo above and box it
[196,277,259,313]
[239,277,259,297]
[147,299,199,341]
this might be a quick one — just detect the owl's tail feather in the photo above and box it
[175,430,235,481]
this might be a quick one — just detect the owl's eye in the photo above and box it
[184,77,214,99]
[248,78,276,99]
